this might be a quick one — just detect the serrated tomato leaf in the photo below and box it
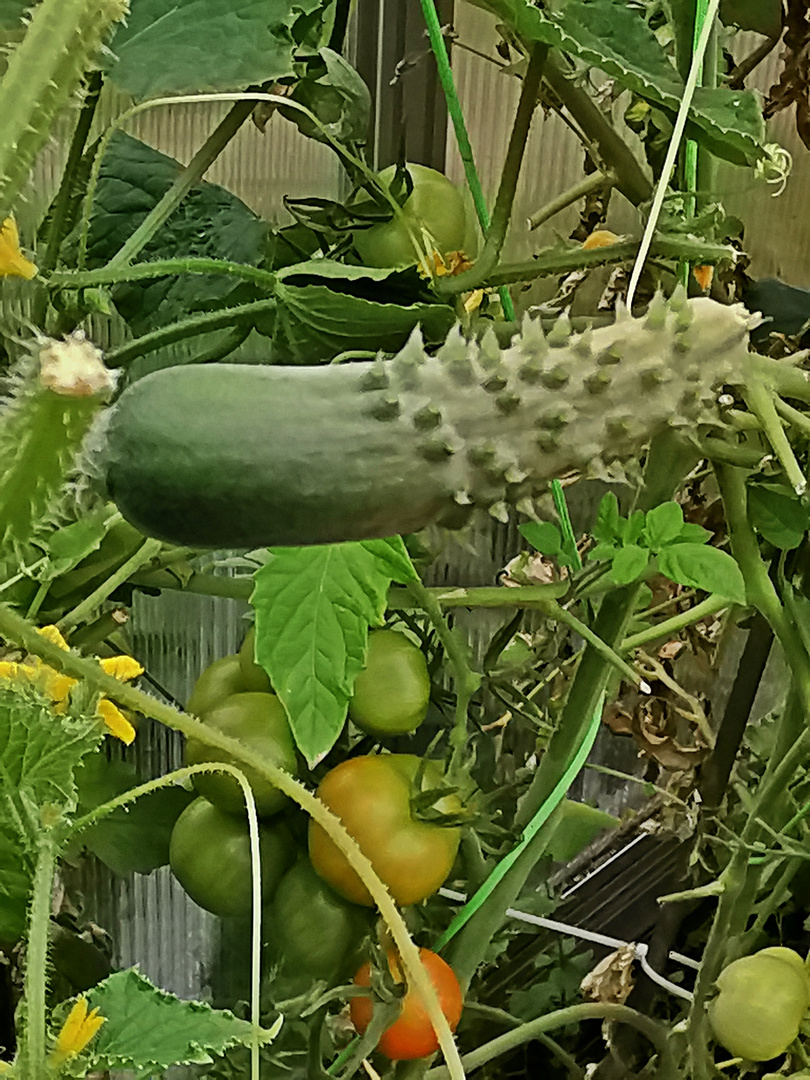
[250,538,417,765]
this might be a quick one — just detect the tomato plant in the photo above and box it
[169,798,294,918]
[708,947,810,1061]
[350,947,463,1060]
[353,163,470,269]
[348,629,430,736]
[264,858,369,989]
[308,754,461,906]
[184,692,299,817]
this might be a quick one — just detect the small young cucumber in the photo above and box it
[102,295,753,548]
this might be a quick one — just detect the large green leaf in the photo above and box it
[0,685,101,939]
[471,0,765,166]
[87,969,278,1077]
[82,131,268,342]
[273,261,455,362]
[251,539,418,765]
[107,0,327,99]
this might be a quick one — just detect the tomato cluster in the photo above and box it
[170,624,464,1059]
[169,629,302,918]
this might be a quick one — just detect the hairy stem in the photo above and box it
[621,594,728,651]
[104,298,277,368]
[528,170,616,231]
[407,579,481,774]
[108,100,254,268]
[48,257,278,292]
[23,831,58,1080]
[433,43,547,299]
[426,1002,672,1079]
[56,538,164,633]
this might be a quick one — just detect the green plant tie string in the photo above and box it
[434,693,606,952]
[551,478,583,573]
[419,0,516,320]
[679,0,711,287]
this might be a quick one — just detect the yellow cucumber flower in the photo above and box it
[0,218,37,280]
[50,997,105,1064]
[0,627,143,744]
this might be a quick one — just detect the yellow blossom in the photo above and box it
[50,997,105,1064]
[99,655,143,681]
[581,228,621,250]
[0,218,37,280]
[37,625,69,650]
[96,698,136,746]
[0,627,141,744]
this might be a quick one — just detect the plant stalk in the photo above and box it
[528,169,617,231]
[22,831,58,1080]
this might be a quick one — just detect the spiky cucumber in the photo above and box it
[102,293,753,548]
[0,333,113,558]
[0,0,128,218]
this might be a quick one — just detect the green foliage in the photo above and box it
[86,968,279,1076]
[272,260,456,362]
[73,756,193,875]
[282,47,372,145]
[79,131,268,344]
[106,0,328,99]
[250,538,418,764]
[471,0,765,166]
[588,493,746,602]
[748,482,810,551]
[519,521,580,572]
[0,683,102,938]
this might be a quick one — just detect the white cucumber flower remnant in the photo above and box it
[39,330,114,398]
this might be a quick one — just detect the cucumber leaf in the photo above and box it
[87,969,279,1077]
[250,539,418,765]
[107,0,326,99]
[470,0,765,166]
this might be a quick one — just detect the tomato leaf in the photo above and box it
[748,482,810,550]
[592,492,621,544]
[657,544,747,603]
[87,968,279,1076]
[519,521,562,556]
[610,545,650,585]
[251,539,418,765]
[643,501,684,550]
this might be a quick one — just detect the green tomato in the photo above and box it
[265,859,369,989]
[353,163,470,269]
[308,754,461,906]
[546,800,618,863]
[187,654,248,715]
[185,692,298,817]
[238,626,272,693]
[169,798,294,918]
[348,629,431,736]
[708,948,810,1061]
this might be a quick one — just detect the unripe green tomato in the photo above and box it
[265,859,369,989]
[353,164,470,270]
[238,626,272,693]
[187,654,248,715]
[708,949,810,1061]
[348,629,430,736]
[169,798,294,917]
[185,692,298,817]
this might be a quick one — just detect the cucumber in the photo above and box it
[101,293,753,549]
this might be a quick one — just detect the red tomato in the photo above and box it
[350,948,463,1060]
